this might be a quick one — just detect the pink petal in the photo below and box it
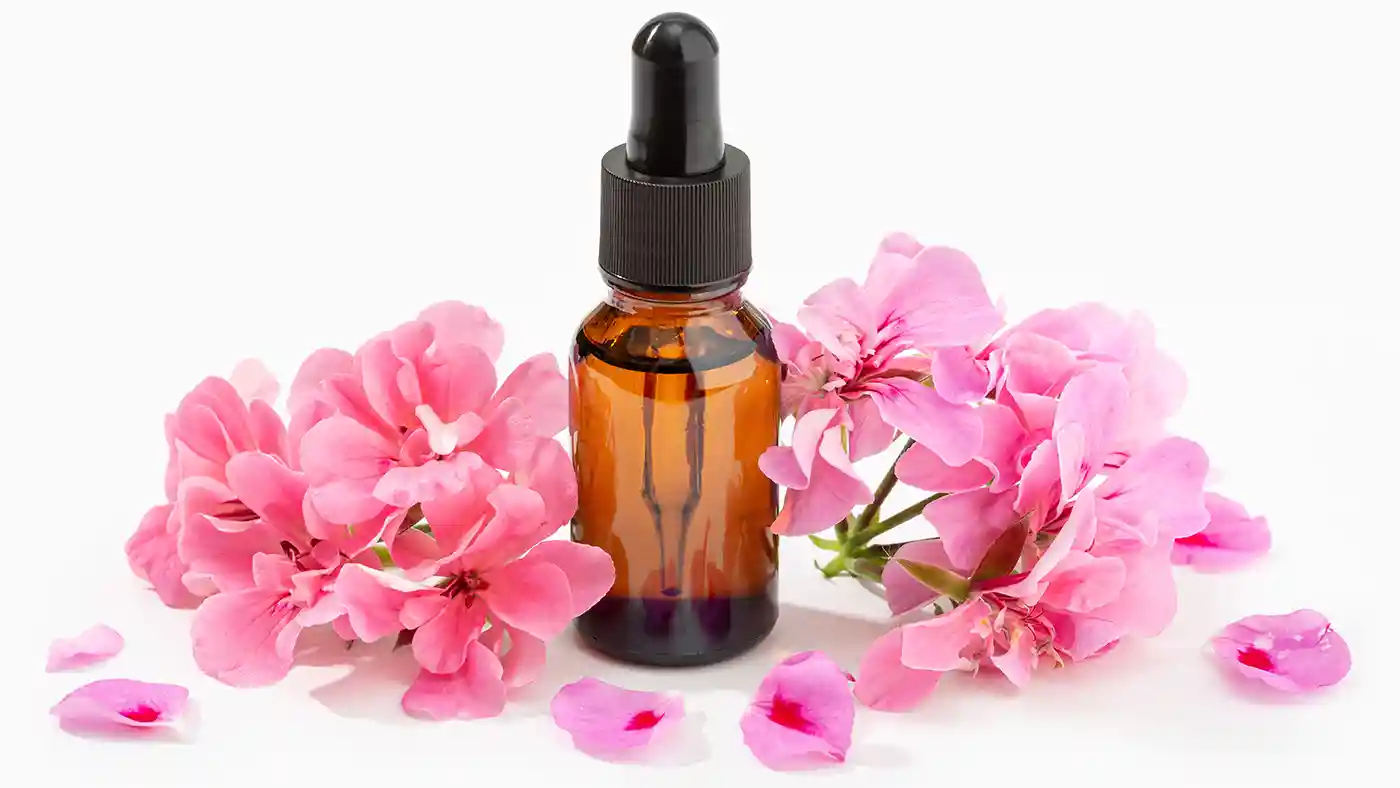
[417,301,505,363]
[1209,610,1351,693]
[176,509,282,593]
[521,540,616,618]
[1053,365,1130,498]
[921,488,1018,573]
[798,278,877,364]
[999,331,1082,397]
[882,540,955,615]
[1063,539,1177,659]
[51,679,189,732]
[977,400,1032,492]
[299,415,397,524]
[191,586,303,687]
[764,411,873,537]
[288,347,354,415]
[453,483,551,571]
[884,245,1003,349]
[771,319,813,366]
[402,641,507,720]
[1038,552,1128,613]
[900,598,991,671]
[854,628,942,711]
[506,437,579,528]
[420,344,497,426]
[481,624,548,689]
[125,504,203,608]
[224,451,309,539]
[372,455,475,509]
[929,347,990,404]
[329,564,425,643]
[483,558,574,640]
[846,396,898,462]
[989,622,1038,687]
[1172,493,1271,571]
[410,598,488,675]
[895,443,992,494]
[229,358,279,405]
[359,335,420,429]
[1095,436,1210,543]
[474,353,569,471]
[865,376,982,467]
[47,625,125,672]
[551,678,685,757]
[741,651,855,770]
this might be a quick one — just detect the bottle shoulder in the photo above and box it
[574,294,776,374]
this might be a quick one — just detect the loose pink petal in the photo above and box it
[854,628,941,712]
[402,641,507,720]
[1173,493,1271,571]
[900,598,991,671]
[921,488,1019,573]
[741,651,854,770]
[1209,610,1351,693]
[551,678,685,757]
[882,540,955,615]
[190,586,302,687]
[51,679,189,732]
[47,625,125,672]
[125,504,203,609]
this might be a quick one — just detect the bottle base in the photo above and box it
[575,591,777,668]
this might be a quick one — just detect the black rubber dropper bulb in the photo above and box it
[598,11,751,293]
[625,12,724,177]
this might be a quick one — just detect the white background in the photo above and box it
[3,1,1396,785]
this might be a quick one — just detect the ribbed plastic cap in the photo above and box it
[598,13,751,293]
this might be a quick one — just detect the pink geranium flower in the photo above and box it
[1173,493,1272,571]
[550,678,685,757]
[184,449,378,686]
[741,651,855,770]
[762,234,1003,535]
[328,438,613,717]
[294,301,567,559]
[47,624,124,672]
[858,433,1209,707]
[51,679,189,734]
[1209,610,1351,693]
[126,368,291,607]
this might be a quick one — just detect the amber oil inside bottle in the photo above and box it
[570,283,779,666]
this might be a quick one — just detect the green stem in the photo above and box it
[851,492,946,548]
[851,438,915,535]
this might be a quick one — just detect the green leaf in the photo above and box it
[895,558,971,602]
[972,511,1032,581]
[809,534,843,551]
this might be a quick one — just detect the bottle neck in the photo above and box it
[606,278,745,314]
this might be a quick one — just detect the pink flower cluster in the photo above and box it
[123,302,613,718]
[760,233,1325,709]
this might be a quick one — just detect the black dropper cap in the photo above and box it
[599,12,751,293]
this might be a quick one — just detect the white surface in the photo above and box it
[3,1,1396,785]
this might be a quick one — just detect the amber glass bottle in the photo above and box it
[569,13,779,666]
